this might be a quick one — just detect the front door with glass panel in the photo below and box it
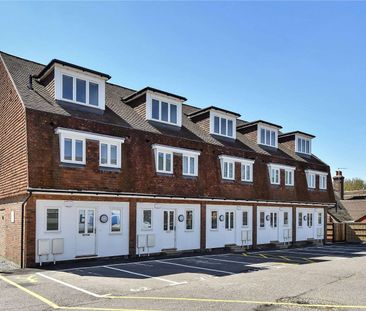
[224,209,236,245]
[162,210,176,249]
[269,211,279,241]
[76,208,96,256]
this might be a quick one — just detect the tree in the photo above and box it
[344,178,366,191]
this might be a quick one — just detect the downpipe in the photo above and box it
[20,191,32,268]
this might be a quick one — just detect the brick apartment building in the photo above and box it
[0,52,335,267]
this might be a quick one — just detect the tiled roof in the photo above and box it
[0,51,329,167]
[338,200,366,222]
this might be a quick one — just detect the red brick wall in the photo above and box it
[25,109,335,204]
[0,201,23,265]
[0,57,29,200]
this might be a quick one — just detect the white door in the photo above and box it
[162,210,176,249]
[76,208,96,257]
[224,209,236,244]
[269,211,279,242]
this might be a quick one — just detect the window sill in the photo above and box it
[182,175,198,179]
[44,230,61,234]
[241,180,253,185]
[109,232,123,235]
[156,172,174,177]
[60,163,86,169]
[100,167,121,173]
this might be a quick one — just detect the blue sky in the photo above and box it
[1,1,365,179]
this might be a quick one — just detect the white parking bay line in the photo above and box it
[156,260,235,275]
[103,265,185,286]
[36,272,104,298]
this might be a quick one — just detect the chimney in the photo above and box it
[333,170,344,200]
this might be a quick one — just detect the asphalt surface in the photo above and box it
[1,243,366,311]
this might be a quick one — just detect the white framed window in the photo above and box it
[270,212,278,228]
[284,211,289,226]
[242,211,248,227]
[183,155,198,176]
[258,125,278,148]
[225,211,234,230]
[59,72,103,108]
[307,213,313,227]
[219,155,254,182]
[318,212,322,225]
[241,163,253,182]
[222,159,235,180]
[210,111,237,139]
[56,128,124,167]
[46,208,60,232]
[319,175,327,190]
[298,212,303,227]
[111,209,121,233]
[142,209,152,230]
[186,210,193,230]
[211,211,218,230]
[151,98,178,125]
[285,169,294,186]
[60,136,85,165]
[259,211,265,228]
[296,136,311,154]
[100,142,121,168]
[152,144,200,176]
[156,151,173,174]
[270,167,280,185]
[213,116,234,138]
[306,172,316,189]
[146,91,183,127]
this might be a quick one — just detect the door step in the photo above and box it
[161,248,182,256]
[225,244,250,253]
[75,255,98,259]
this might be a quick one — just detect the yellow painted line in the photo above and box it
[3,274,366,310]
[0,275,59,309]
[0,275,159,311]
[242,253,313,263]
[60,307,159,311]
[106,295,366,309]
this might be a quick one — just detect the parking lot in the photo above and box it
[1,243,366,310]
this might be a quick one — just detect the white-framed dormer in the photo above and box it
[219,155,255,181]
[305,169,328,190]
[258,123,279,148]
[209,110,237,140]
[54,64,107,110]
[151,144,201,176]
[295,133,312,155]
[146,91,183,127]
[267,163,296,185]
[55,128,125,168]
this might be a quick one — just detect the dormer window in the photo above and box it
[52,65,106,110]
[210,111,237,139]
[296,136,311,154]
[151,99,178,125]
[61,74,100,107]
[146,91,183,127]
[258,125,278,148]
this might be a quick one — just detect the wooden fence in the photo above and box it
[346,223,366,242]
[327,222,366,243]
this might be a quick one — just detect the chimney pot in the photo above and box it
[333,170,345,200]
